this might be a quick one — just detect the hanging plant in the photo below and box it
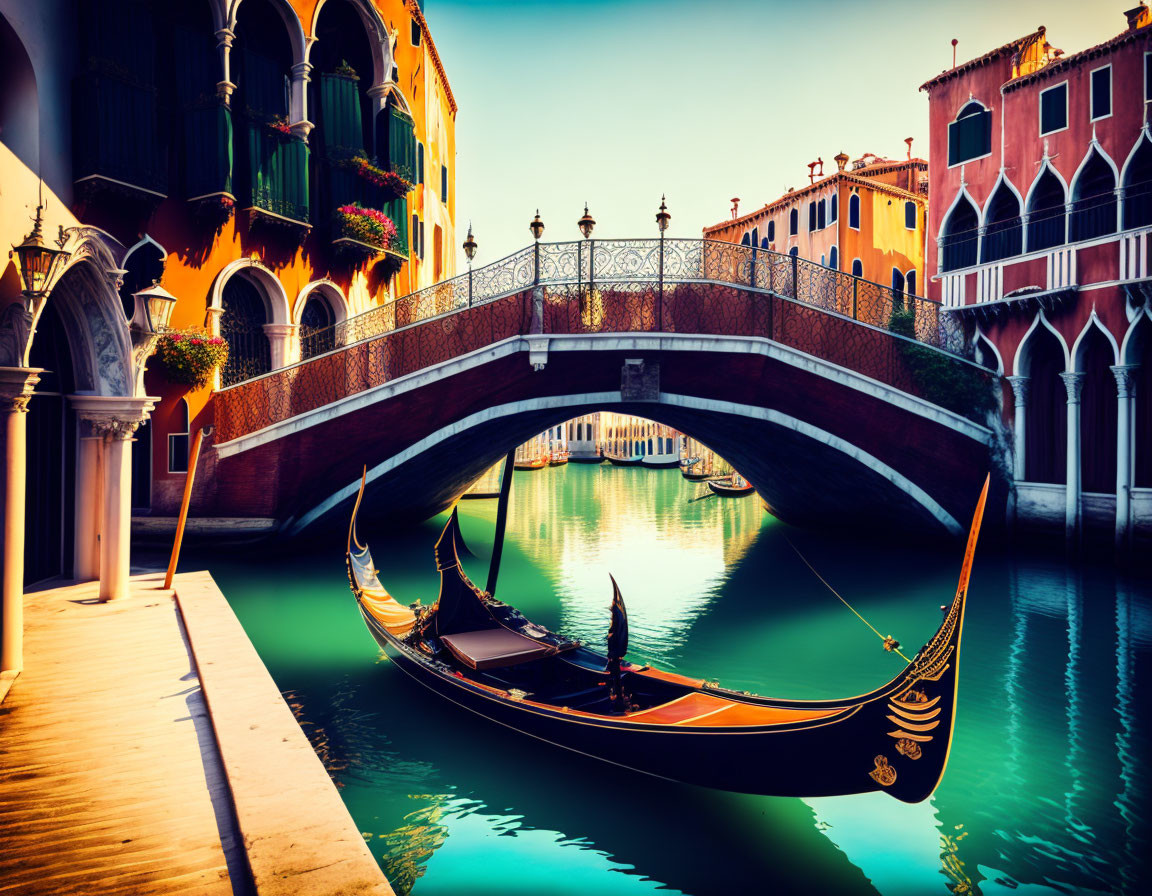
[153,329,230,389]
[333,59,360,80]
[334,204,397,249]
[189,194,235,231]
[266,114,294,139]
[333,153,413,197]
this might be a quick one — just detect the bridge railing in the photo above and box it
[219,239,982,444]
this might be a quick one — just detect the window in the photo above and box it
[906,270,916,297]
[947,101,992,166]
[940,194,979,271]
[761,237,770,250]
[891,268,905,303]
[789,246,799,257]
[789,208,798,235]
[808,201,817,232]
[982,180,1023,262]
[411,20,421,46]
[751,227,759,246]
[391,64,399,83]
[417,142,424,184]
[820,254,825,267]
[1070,149,1117,241]
[851,258,863,278]
[849,193,860,229]
[817,200,826,230]
[1090,66,1111,121]
[412,214,419,257]
[767,220,775,241]
[904,201,917,230]
[420,219,426,259]
[740,232,751,246]
[829,246,838,270]
[1146,52,1152,102]
[441,164,448,199]
[1027,167,1067,251]
[1039,82,1068,136]
[168,399,190,474]
[830,194,838,223]
[1122,136,1152,229]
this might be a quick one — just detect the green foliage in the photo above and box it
[889,308,996,420]
[153,329,229,388]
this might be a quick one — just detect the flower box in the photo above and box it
[153,329,229,389]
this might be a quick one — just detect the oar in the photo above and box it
[485,449,516,597]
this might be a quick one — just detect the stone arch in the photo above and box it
[209,259,291,325]
[981,174,1023,263]
[1120,129,1152,230]
[973,327,1003,375]
[1123,310,1152,488]
[307,0,390,88]
[1071,312,1120,372]
[119,236,167,321]
[227,0,305,65]
[1015,312,1068,484]
[1013,309,1069,375]
[939,188,980,272]
[1073,315,1119,493]
[1069,144,1119,241]
[0,12,39,171]
[294,279,348,326]
[1024,161,1068,252]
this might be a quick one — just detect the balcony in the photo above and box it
[184,102,233,202]
[73,74,167,200]
[243,123,310,229]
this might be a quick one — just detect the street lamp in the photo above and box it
[462,223,477,304]
[131,280,178,336]
[10,204,70,311]
[656,196,670,331]
[529,210,545,241]
[577,204,595,240]
[656,195,670,233]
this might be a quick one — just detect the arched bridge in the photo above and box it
[206,238,1000,536]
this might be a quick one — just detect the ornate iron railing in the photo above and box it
[224,238,979,442]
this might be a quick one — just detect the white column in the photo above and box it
[1006,375,1030,482]
[215,28,236,103]
[72,431,102,581]
[1060,371,1085,541]
[289,61,314,141]
[0,367,41,675]
[72,396,157,602]
[264,323,299,369]
[1112,365,1137,548]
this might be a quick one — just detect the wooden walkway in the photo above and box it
[0,574,240,895]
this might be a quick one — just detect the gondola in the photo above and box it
[514,457,546,471]
[548,453,569,467]
[567,454,604,465]
[640,455,681,469]
[707,475,755,497]
[346,463,990,803]
[605,454,643,467]
[680,458,713,482]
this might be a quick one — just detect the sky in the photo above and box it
[423,0,1122,272]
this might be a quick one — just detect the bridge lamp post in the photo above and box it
[656,196,670,332]
[529,211,544,285]
[577,204,595,302]
[462,224,477,305]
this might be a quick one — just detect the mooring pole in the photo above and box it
[485,449,516,597]
[164,426,212,590]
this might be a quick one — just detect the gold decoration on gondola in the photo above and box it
[899,687,928,704]
[887,729,934,742]
[869,755,897,786]
[894,738,922,760]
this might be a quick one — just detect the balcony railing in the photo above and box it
[244,124,310,226]
[1069,191,1118,242]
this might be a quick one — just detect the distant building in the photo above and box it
[920,6,1152,542]
[704,151,928,298]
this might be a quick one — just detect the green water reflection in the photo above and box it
[186,465,1151,895]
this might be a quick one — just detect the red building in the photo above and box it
[921,6,1152,543]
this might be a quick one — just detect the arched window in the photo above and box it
[1022,325,1067,483]
[851,258,863,278]
[829,246,838,270]
[940,194,979,272]
[808,201,817,232]
[220,276,271,386]
[906,269,916,297]
[820,254,825,267]
[904,201,917,230]
[761,237,770,250]
[830,194,838,223]
[789,208,798,236]
[300,294,336,359]
[119,239,165,320]
[740,232,751,246]
[849,193,860,230]
[767,219,775,242]
[982,181,1023,263]
[817,200,826,230]
[1027,167,1066,252]
[1070,150,1117,241]
[1123,137,1152,229]
[948,101,992,166]
[168,399,190,474]
[891,268,905,304]
[751,227,759,246]
[789,246,799,257]
[417,141,425,184]
[1077,325,1118,493]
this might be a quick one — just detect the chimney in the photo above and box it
[807,161,817,184]
[817,157,824,177]
[905,137,914,160]
[1124,3,1150,31]
[951,38,958,68]
[834,152,849,172]
[730,197,740,220]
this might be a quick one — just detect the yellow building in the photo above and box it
[704,151,928,298]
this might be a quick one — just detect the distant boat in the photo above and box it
[681,466,714,482]
[548,452,569,467]
[605,454,643,467]
[568,454,604,465]
[707,474,756,497]
[514,457,546,471]
[640,452,680,469]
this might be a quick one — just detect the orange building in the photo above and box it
[704,151,929,299]
[0,0,457,607]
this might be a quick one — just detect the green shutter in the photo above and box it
[388,106,416,180]
[319,74,364,156]
[245,123,309,224]
[237,48,286,118]
[185,103,234,199]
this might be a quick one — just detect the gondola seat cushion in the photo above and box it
[440,628,556,670]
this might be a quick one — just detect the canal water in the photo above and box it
[186,464,1151,895]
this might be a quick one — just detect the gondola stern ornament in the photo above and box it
[434,507,463,572]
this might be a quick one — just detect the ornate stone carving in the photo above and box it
[0,368,40,413]
[1059,371,1085,404]
[1006,375,1030,407]
[0,303,33,368]
[1111,364,1137,399]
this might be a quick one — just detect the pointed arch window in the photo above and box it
[168,399,190,474]
[981,181,1022,263]
[1026,168,1066,252]
[891,268,905,305]
[940,194,979,272]
[1070,150,1117,241]
[767,219,775,242]
[740,232,751,246]
[1122,137,1152,229]
[948,101,992,166]
[906,270,917,297]
[119,240,165,321]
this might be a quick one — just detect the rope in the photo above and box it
[785,537,912,663]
